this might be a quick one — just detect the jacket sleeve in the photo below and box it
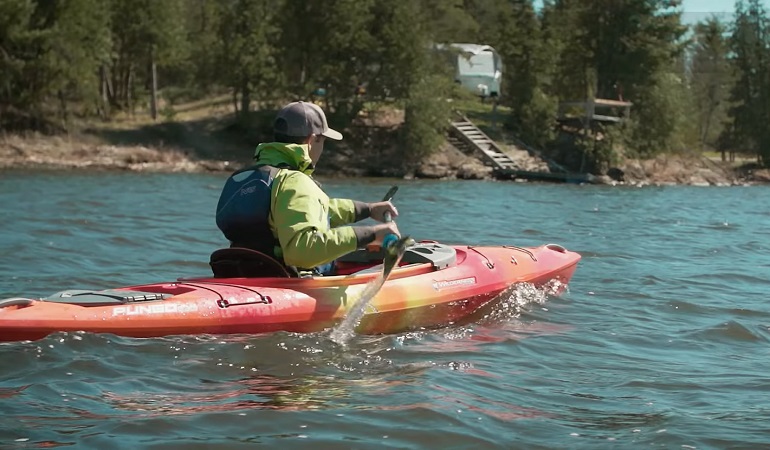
[329,199,370,226]
[270,172,359,268]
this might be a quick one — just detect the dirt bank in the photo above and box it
[2,130,767,186]
[0,133,230,173]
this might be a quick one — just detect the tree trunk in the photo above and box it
[150,55,158,121]
[100,65,112,119]
[57,89,68,127]
[127,66,134,117]
[240,77,251,117]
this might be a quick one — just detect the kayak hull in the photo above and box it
[0,243,580,342]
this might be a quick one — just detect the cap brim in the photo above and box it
[323,128,343,141]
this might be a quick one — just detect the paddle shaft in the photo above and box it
[382,185,398,223]
[381,185,398,247]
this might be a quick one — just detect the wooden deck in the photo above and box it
[558,98,633,123]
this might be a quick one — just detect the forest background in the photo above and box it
[1,0,769,181]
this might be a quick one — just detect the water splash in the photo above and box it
[480,280,569,324]
[328,270,389,345]
[329,237,412,346]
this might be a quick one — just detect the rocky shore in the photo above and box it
[2,132,767,186]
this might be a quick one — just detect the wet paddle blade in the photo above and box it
[329,236,413,345]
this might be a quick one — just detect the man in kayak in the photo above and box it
[215,101,400,275]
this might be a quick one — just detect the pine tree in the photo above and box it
[0,0,111,124]
[300,0,376,119]
[724,0,770,165]
[495,0,558,148]
[548,0,688,157]
[46,0,112,118]
[215,0,282,117]
[689,17,732,153]
[108,0,188,115]
[0,0,48,113]
[370,0,453,164]
[182,0,222,95]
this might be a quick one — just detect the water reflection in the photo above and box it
[102,374,349,414]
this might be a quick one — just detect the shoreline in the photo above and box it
[2,132,767,186]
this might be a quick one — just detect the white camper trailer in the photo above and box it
[448,43,503,99]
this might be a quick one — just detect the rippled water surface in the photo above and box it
[2,171,770,449]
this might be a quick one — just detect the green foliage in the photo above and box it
[48,0,112,113]
[0,0,46,109]
[216,0,282,116]
[0,0,110,116]
[629,72,692,156]
[466,0,559,147]
[723,0,770,166]
[543,0,690,162]
[423,0,478,43]
[367,1,427,100]
[106,0,189,112]
[401,72,455,165]
[689,18,733,150]
[161,104,177,122]
[401,75,450,165]
[0,0,768,172]
[365,0,454,163]
[303,0,376,120]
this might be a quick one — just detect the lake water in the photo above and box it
[1,171,769,449]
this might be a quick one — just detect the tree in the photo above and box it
[547,0,688,158]
[368,0,454,164]
[45,0,112,119]
[216,0,282,117]
[689,17,732,154]
[0,0,48,115]
[0,0,111,125]
[424,0,478,43]
[108,0,188,115]
[463,0,558,148]
[294,0,377,120]
[724,0,770,165]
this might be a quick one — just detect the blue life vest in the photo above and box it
[216,165,280,256]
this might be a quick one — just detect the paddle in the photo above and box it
[366,185,398,252]
[329,235,413,345]
[329,185,409,344]
[381,185,398,223]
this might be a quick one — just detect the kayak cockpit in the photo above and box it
[336,241,457,274]
[208,241,458,279]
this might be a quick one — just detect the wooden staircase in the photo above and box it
[449,115,592,183]
[449,118,522,172]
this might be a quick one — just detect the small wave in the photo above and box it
[685,320,767,343]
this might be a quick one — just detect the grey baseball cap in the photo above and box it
[274,101,343,141]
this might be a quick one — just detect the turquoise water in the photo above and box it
[1,171,770,449]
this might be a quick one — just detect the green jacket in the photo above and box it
[255,142,365,269]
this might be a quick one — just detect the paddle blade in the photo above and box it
[329,235,413,345]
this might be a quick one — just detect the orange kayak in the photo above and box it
[0,242,580,342]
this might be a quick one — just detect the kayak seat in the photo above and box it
[209,247,298,278]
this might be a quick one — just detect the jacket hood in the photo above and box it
[253,142,314,175]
